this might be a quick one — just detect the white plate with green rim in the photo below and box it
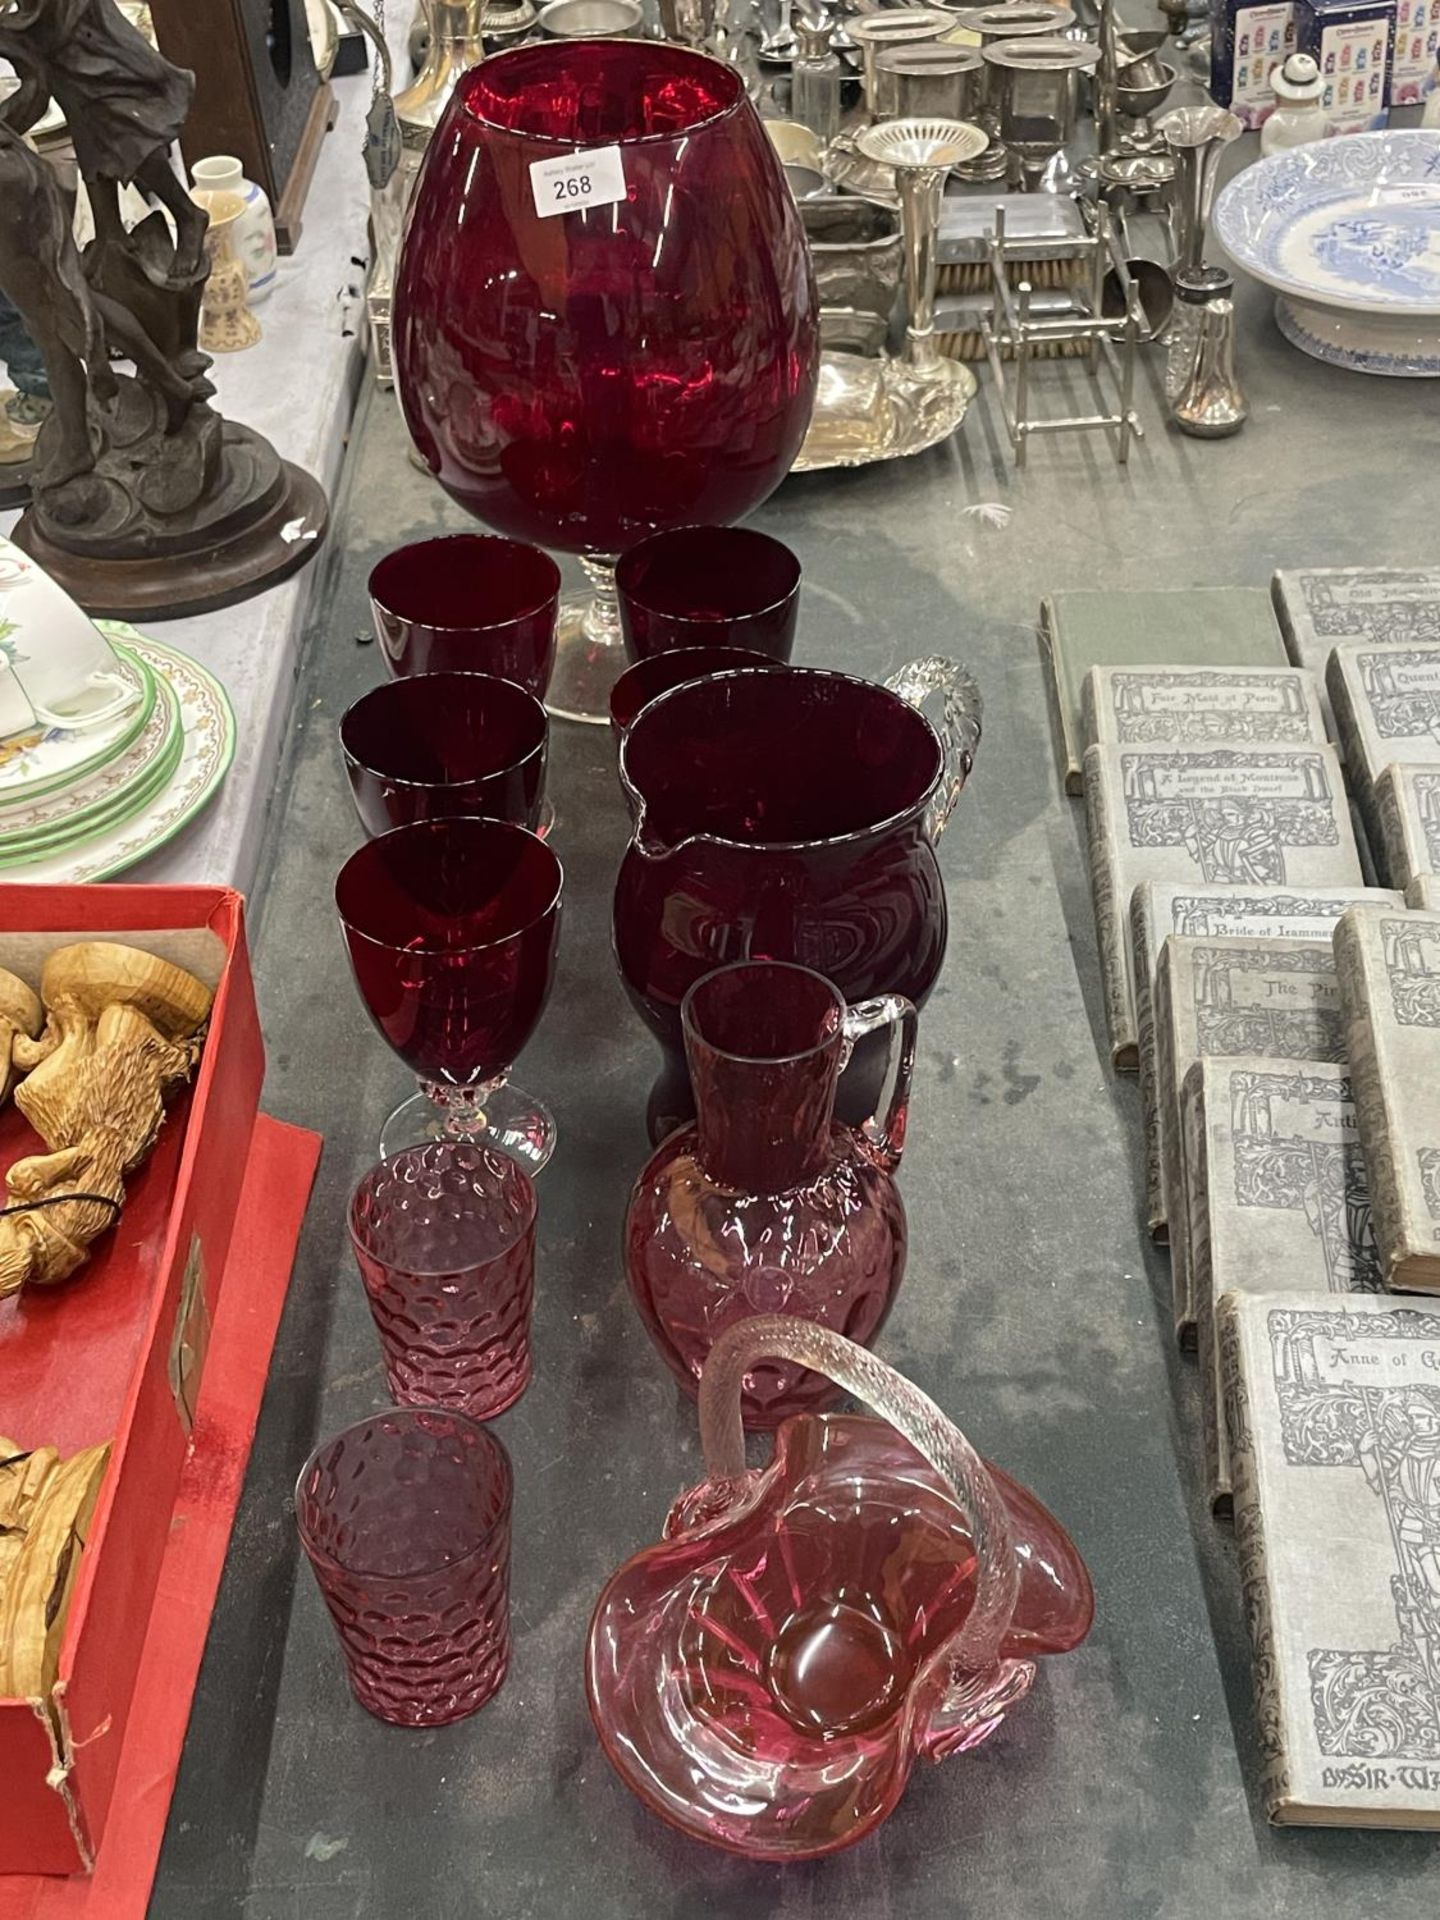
[0,673,183,863]
[0,644,156,805]
[8,626,235,884]
[0,643,179,847]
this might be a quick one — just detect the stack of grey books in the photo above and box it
[1276,566,1440,899]
[1065,570,1440,1828]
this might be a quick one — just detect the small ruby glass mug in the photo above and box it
[369,534,561,695]
[340,671,549,837]
[616,526,802,663]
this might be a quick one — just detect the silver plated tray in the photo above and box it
[791,350,977,471]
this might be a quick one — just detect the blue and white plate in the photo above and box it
[1214,131,1440,376]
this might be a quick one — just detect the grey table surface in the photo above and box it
[151,262,1440,1918]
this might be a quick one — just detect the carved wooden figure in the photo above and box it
[0,941,211,1298]
[0,967,41,1107]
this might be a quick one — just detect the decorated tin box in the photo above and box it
[1210,0,1298,127]
[1391,0,1439,102]
[1295,0,1395,131]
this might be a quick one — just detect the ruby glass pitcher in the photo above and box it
[612,657,982,1139]
[586,1316,1094,1860]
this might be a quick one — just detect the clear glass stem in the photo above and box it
[580,554,621,647]
[422,1076,506,1137]
[547,553,624,726]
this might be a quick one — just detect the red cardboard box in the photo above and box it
[0,887,264,1875]
[0,1113,321,1920]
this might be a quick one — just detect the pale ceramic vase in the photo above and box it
[191,155,278,303]
[200,197,262,354]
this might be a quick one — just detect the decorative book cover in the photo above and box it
[1131,885,1397,1251]
[1373,763,1440,891]
[1084,744,1362,1070]
[1334,907,1440,1292]
[1327,646,1440,833]
[1040,589,1286,796]
[1157,937,1347,1339]
[1272,567,1440,679]
[1080,665,1326,756]
[1186,1060,1381,1510]
[1219,1291,1440,1827]
[1410,874,1440,911]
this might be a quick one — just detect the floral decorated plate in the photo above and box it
[0,673,182,864]
[0,645,156,803]
[8,626,235,884]
[0,644,180,851]
[1214,130,1440,376]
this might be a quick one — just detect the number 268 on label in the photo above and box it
[530,146,627,218]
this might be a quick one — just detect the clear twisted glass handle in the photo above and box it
[842,993,916,1173]
[883,656,983,841]
[697,1316,1019,1682]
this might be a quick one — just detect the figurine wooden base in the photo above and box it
[12,458,327,619]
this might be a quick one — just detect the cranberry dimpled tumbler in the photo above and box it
[393,39,819,725]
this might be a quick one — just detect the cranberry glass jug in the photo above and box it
[613,657,982,1138]
[625,960,914,1425]
[587,1317,1094,1859]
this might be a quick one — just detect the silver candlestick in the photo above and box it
[982,37,1100,191]
[948,3,1077,183]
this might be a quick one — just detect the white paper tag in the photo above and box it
[530,145,627,219]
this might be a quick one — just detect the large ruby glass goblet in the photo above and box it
[393,40,820,724]
[336,818,564,1170]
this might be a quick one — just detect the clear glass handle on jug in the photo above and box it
[697,1316,1022,1704]
[842,993,917,1173]
[883,655,983,840]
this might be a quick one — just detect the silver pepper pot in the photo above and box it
[1171,296,1247,437]
[1163,263,1232,398]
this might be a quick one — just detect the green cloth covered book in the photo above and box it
[1040,588,1286,796]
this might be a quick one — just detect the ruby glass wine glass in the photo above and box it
[336,818,564,1170]
[394,39,819,725]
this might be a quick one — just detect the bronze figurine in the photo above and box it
[0,0,326,615]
